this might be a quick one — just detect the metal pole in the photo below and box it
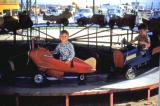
[88,27,89,48]
[13,32,16,45]
[59,24,61,35]
[38,27,40,38]
[35,0,38,24]
[158,51,160,106]
[27,28,29,44]
[21,0,23,11]
[46,26,47,40]
[127,29,129,42]
[26,0,28,12]
[131,30,133,41]
[93,0,95,14]
[29,0,31,15]
[110,28,113,47]
[96,27,98,49]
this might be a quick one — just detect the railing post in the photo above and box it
[110,92,114,106]
[15,95,19,106]
[147,88,151,101]
[66,95,69,106]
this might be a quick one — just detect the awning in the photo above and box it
[0,0,18,4]
[0,0,19,10]
[0,4,19,10]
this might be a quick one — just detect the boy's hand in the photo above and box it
[139,41,147,45]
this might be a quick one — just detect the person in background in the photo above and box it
[53,30,75,63]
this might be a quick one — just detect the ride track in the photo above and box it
[0,21,159,106]
[0,66,159,106]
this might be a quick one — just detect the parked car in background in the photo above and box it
[149,10,160,19]
[74,8,93,22]
[99,4,110,14]
[107,6,123,18]
[47,7,60,16]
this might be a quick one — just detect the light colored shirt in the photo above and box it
[54,41,75,61]
[134,35,150,50]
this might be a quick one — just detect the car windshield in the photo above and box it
[51,8,58,12]
[108,9,115,13]
[79,9,91,13]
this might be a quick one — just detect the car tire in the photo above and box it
[125,67,136,80]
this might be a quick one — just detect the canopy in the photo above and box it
[0,0,19,10]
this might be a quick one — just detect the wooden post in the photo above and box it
[110,92,114,106]
[66,95,69,106]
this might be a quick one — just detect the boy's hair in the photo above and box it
[60,30,69,35]
[138,23,148,30]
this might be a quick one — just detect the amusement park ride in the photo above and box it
[0,11,33,35]
[0,8,159,86]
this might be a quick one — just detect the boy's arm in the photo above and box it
[67,43,75,61]
[52,44,59,54]
[131,36,138,44]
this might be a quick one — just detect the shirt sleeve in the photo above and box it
[68,43,75,61]
[53,44,60,54]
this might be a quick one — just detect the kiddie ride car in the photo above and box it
[29,40,96,85]
[0,39,96,85]
[112,39,160,80]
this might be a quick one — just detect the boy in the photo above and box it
[53,30,75,63]
[131,23,151,52]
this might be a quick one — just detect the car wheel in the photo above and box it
[33,73,46,85]
[125,67,136,80]
[78,74,86,85]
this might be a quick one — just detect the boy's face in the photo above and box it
[139,29,147,37]
[59,33,69,43]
